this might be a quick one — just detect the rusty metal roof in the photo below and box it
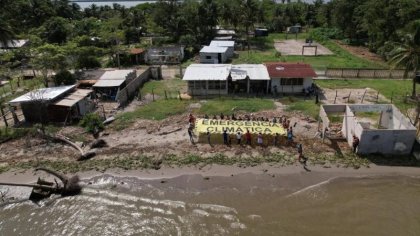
[265,62,317,78]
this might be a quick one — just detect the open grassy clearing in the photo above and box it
[198,98,275,115]
[279,96,320,119]
[140,78,187,97]
[232,33,385,69]
[113,100,190,130]
[316,79,413,111]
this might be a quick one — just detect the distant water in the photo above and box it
[1,174,420,235]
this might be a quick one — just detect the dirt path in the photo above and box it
[334,40,386,64]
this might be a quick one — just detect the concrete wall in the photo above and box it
[117,68,151,105]
[359,129,416,155]
[199,52,227,64]
[344,104,415,155]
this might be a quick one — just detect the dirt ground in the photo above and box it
[319,87,389,104]
[334,40,385,63]
[274,40,334,56]
[0,98,352,168]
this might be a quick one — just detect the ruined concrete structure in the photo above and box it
[319,104,416,155]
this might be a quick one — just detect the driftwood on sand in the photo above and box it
[38,130,97,161]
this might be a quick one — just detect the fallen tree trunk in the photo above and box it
[0,182,58,192]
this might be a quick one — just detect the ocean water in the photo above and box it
[1,174,420,235]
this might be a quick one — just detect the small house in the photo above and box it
[230,64,270,94]
[9,85,94,123]
[200,46,228,64]
[0,39,29,50]
[255,28,269,37]
[209,40,235,58]
[266,62,316,94]
[216,29,236,38]
[145,46,184,65]
[183,64,231,96]
[93,70,136,101]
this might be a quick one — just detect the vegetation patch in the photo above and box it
[280,97,320,119]
[113,100,190,130]
[198,98,275,115]
[140,79,187,98]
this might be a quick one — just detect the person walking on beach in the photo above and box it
[236,132,242,145]
[352,135,359,153]
[223,129,228,145]
[287,128,293,144]
[207,131,212,146]
[297,143,303,161]
[245,130,252,146]
[257,133,263,147]
[188,128,194,144]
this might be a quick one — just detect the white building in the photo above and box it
[200,46,228,64]
[183,64,231,95]
[231,64,270,94]
[183,64,271,96]
[93,70,136,101]
[266,62,316,94]
[209,40,235,58]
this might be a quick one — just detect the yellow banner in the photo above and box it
[195,119,286,135]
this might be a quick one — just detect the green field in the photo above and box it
[198,98,275,115]
[232,33,385,70]
[140,78,187,98]
[113,100,190,130]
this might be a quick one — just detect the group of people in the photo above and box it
[202,113,294,129]
[218,129,270,147]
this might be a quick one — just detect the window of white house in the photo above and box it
[280,78,304,86]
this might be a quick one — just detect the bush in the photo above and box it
[54,70,76,86]
[309,27,344,42]
[79,113,104,133]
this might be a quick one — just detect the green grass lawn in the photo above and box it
[198,98,275,115]
[232,33,385,70]
[140,78,187,98]
[279,97,320,119]
[316,79,414,111]
[113,99,190,130]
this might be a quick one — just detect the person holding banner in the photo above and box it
[236,132,242,145]
[245,130,252,146]
[257,133,263,147]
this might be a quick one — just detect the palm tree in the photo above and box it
[389,21,420,98]
[0,20,14,48]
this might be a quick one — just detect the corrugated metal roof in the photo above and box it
[214,36,233,40]
[210,40,235,47]
[93,79,125,87]
[9,85,75,104]
[231,64,270,81]
[200,46,228,53]
[216,29,236,35]
[54,89,92,107]
[265,62,317,78]
[0,39,29,48]
[100,70,135,80]
[182,64,231,81]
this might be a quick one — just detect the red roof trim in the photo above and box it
[264,62,317,78]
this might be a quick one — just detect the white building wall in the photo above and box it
[271,78,313,94]
[199,52,227,64]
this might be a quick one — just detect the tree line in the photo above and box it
[0,0,419,76]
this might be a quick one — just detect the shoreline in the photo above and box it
[1,163,420,184]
